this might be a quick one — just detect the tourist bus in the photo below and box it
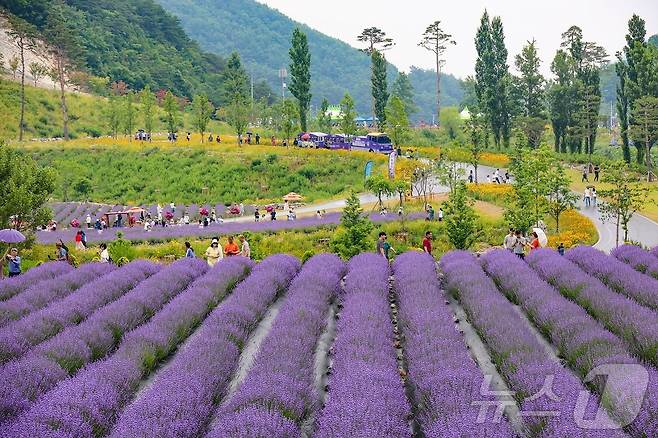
[349,133,394,154]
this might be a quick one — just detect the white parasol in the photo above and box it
[532,228,548,247]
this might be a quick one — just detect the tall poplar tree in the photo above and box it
[391,72,417,117]
[371,49,389,128]
[140,85,156,139]
[289,28,311,132]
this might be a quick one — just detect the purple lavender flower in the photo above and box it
[0,260,159,363]
[527,248,658,370]
[110,254,300,438]
[314,253,412,438]
[483,249,657,435]
[392,251,514,437]
[0,257,208,425]
[6,257,256,436]
[611,244,658,280]
[0,263,114,328]
[0,262,73,302]
[566,246,658,311]
[209,254,345,437]
[440,251,623,437]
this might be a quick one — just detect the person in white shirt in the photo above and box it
[438,208,444,221]
[239,235,251,258]
[86,214,92,229]
[239,203,245,216]
[99,243,110,263]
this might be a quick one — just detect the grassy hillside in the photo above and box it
[1,0,229,103]
[0,78,104,139]
[20,140,387,204]
[154,0,464,118]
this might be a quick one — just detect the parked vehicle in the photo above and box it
[350,133,394,154]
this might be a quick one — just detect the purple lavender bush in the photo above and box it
[0,263,114,327]
[611,244,658,280]
[0,260,159,363]
[392,251,514,437]
[527,248,658,369]
[314,253,412,438]
[5,256,253,437]
[566,246,658,311]
[483,249,657,436]
[0,262,73,302]
[651,246,658,259]
[109,254,300,438]
[0,257,207,425]
[440,251,622,437]
[209,254,345,437]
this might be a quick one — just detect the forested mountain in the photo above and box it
[154,0,463,119]
[2,0,228,102]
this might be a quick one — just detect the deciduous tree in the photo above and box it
[339,93,357,137]
[629,96,658,180]
[140,85,156,138]
[463,114,488,183]
[192,94,213,143]
[28,62,46,86]
[390,72,417,117]
[385,95,409,148]
[365,174,394,210]
[122,91,135,141]
[317,98,332,134]
[163,91,181,137]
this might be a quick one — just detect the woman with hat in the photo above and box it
[205,237,224,267]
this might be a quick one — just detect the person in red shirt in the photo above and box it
[422,231,433,255]
[530,231,541,251]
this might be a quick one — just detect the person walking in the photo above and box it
[594,165,600,182]
[255,133,260,144]
[4,248,21,277]
[583,188,591,208]
[512,231,526,259]
[422,231,433,255]
[86,214,92,229]
[581,166,589,182]
[270,209,277,221]
[205,238,223,267]
[503,228,516,251]
[254,208,260,222]
[468,170,474,183]
[426,205,435,221]
[239,235,251,258]
[591,188,597,206]
[224,236,240,257]
[438,208,444,222]
[80,230,87,249]
[99,243,110,263]
[376,232,396,261]
[185,241,195,258]
[239,203,244,217]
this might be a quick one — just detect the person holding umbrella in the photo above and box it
[0,229,26,278]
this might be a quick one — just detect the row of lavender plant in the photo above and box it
[440,251,621,437]
[611,244,658,280]
[0,257,207,426]
[6,256,254,437]
[314,253,412,437]
[526,249,658,367]
[0,263,114,328]
[392,251,514,437]
[0,260,160,363]
[0,262,73,302]
[209,254,345,437]
[108,254,300,438]
[483,249,656,436]
[566,246,658,311]
[652,246,658,258]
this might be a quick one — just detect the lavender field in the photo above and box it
[0,246,657,437]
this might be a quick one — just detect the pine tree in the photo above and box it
[289,28,312,132]
[371,49,389,128]
[514,39,545,118]
[330,191,374,259]
[418,20,455,126]
[445,183,477,249]
[7,15,37,141]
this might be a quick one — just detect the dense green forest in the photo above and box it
[2,0,230,103]
[153,0,464,119]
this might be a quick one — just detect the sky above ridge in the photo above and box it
[256,0,658,78]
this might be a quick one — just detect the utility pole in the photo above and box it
[278,68,287,100]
